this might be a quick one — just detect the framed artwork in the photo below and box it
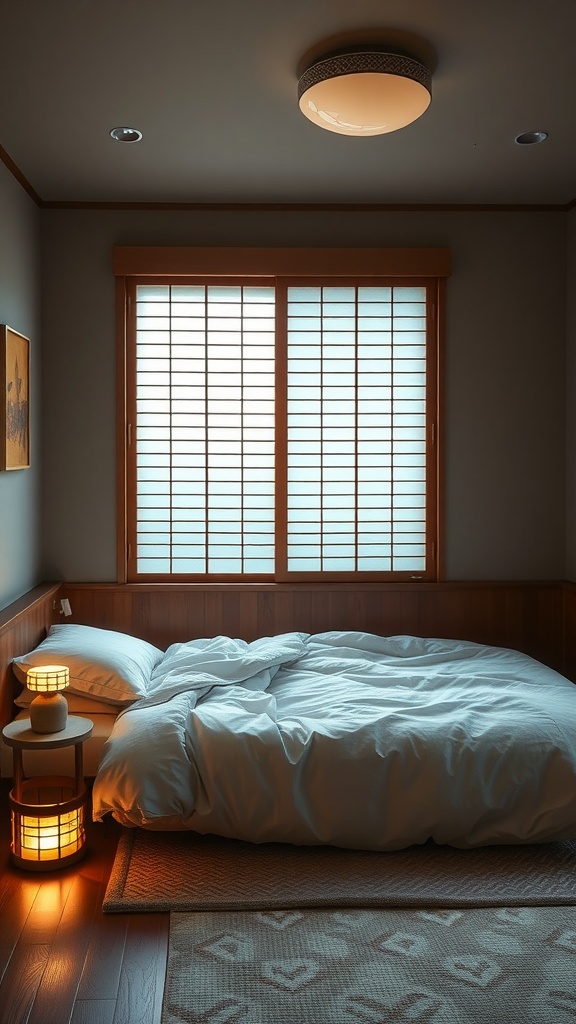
[1,325,30,470]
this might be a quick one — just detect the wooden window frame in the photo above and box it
[114,247,450,584]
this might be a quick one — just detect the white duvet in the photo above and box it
[91,631,576,849]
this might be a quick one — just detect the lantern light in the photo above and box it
[10,779,86,869]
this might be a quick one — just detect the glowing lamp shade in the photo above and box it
[298,51,432,137]
[10,779,86,870]
[26,665,70,733]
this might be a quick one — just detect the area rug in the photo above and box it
[102,828,576,912]
[161,904,576,1024]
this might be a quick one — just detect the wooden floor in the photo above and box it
[0,782,169,1024]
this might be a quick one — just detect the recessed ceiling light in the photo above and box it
[514,130,548,146]
[109,127,143,143]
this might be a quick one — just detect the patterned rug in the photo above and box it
[161,905,576,1024]
[102,828,576,912]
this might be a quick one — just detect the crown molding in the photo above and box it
[43,200,570,212]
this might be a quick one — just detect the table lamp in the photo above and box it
[26,665,70,733]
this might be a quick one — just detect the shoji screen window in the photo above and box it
[133,282,276,577]
[122,256,443,583]
[283,284,431,577]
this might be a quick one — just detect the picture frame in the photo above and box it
[1,325,30,470]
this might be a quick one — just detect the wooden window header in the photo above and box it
[112,246,451,279]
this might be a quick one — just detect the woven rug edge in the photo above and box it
[102,828,137,912]
[112,893,576,914]
[101,829,576,914]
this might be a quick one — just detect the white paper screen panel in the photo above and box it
[134,281,428,577]
[286,285,427,573]
[135,284,276,574]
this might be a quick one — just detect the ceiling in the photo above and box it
[1,0,575,208]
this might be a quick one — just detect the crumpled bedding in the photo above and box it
[91,631,576,850]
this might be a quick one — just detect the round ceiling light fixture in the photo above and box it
[109,126,143,143]
[298,48,432,137]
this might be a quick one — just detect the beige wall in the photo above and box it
[39,207,566,583]
[0,163,41,609]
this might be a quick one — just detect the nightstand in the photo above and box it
[2,716,94,870]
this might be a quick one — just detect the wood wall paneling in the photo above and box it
[0,584,62,729]
[0,581,572,741]
[562,582,576,681]
[0,581,569,749]
[60,581,566,676]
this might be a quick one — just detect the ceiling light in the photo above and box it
[110,126,143,143]
[514,130,548,145]
[298,49,432,137]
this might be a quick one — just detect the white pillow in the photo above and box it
[13,623,164,706]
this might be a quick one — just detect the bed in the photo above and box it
[9,623,576,851]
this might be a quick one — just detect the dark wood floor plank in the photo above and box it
[76,912,129,1000]
[20,875,76,944]
[74,815,130,1001]
[112,914,169,1024]
[25,872,105,1024]
[0,876,42,984]
[0,865,26,910]
[71,999,118,1024]
[0,942,50,1024]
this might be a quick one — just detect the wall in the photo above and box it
[566,207,576,580]
[0,163,41,610]
[40,207,567,582]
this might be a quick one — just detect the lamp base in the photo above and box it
[29,693,69,733]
